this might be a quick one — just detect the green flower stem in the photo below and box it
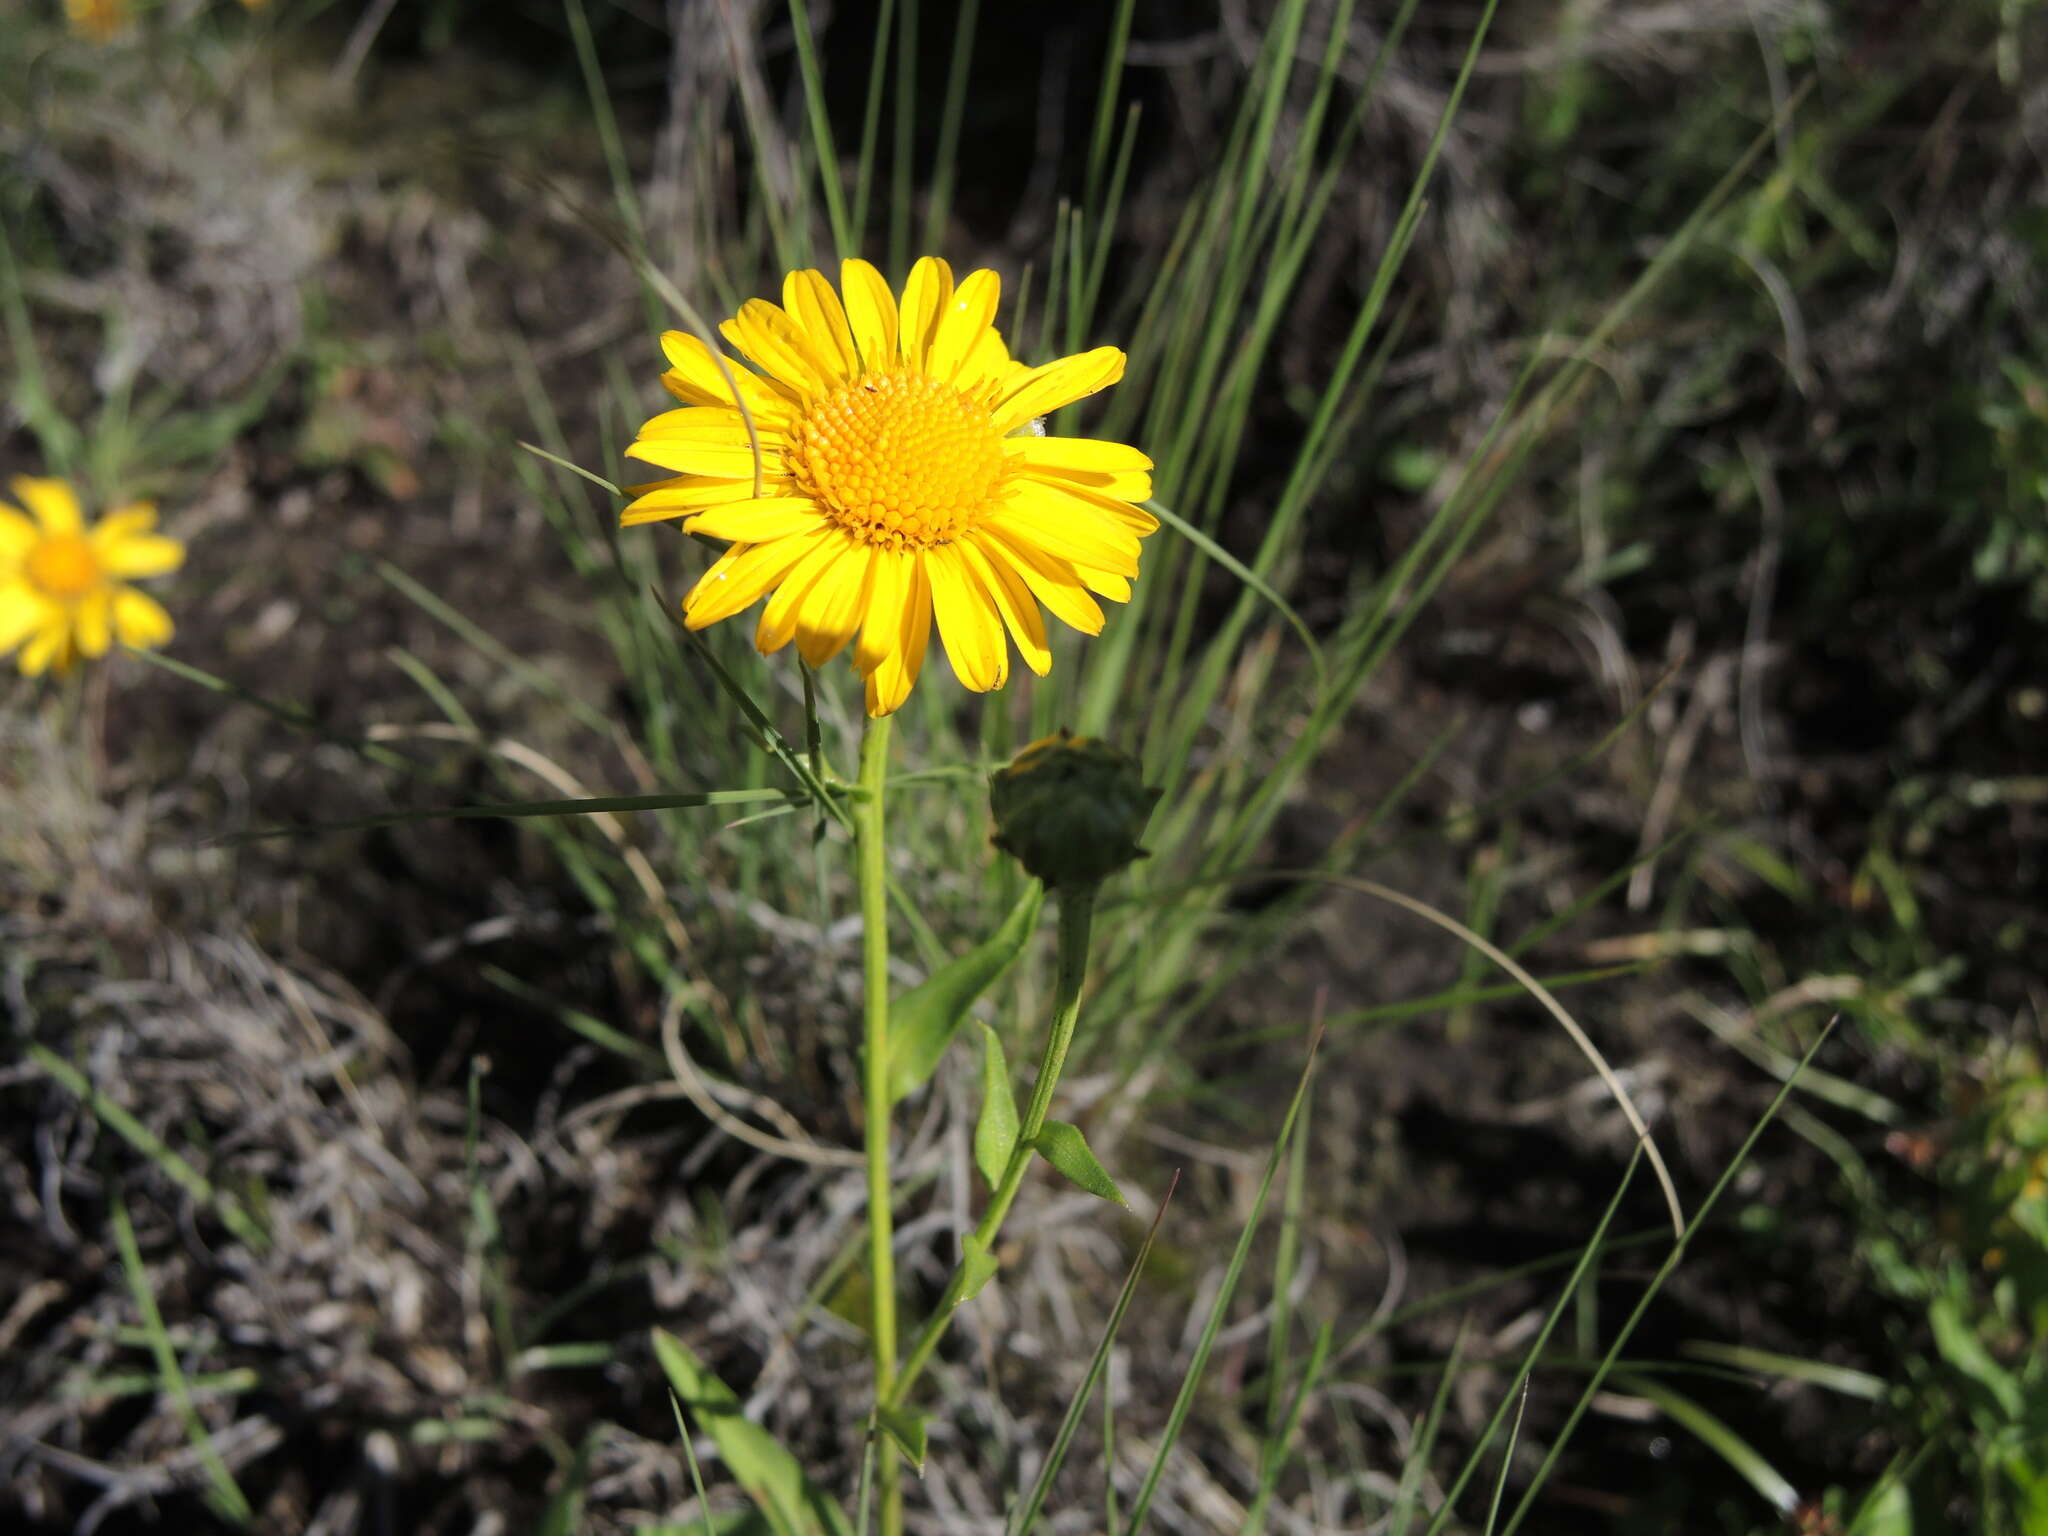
[887,882,1097,1408]
[855,716,903,1536]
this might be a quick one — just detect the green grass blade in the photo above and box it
[1611,1371,1800,1517]
[1496,1020,1840,1534]
[1006,1171,1182,1536]
[1119,1025,1325,1533]
[222,788,799,844]
[1418,1151,1643,1535]
[787,0,854,259]
[30,1046,268,1252]
[922,0,981,253]
[110,1194,254,1524]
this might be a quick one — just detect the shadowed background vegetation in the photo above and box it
[4,1,2046,1532]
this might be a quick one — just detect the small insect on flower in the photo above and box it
[0,478,183,677]
[623,258,1156,717]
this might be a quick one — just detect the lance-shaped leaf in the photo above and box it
[1034,1120,1126,1206]
[958,1233,1001,1304]
[973,1024,1020,1190]
[650,1330,853,1536]
[889,885,1043,1103]
[874,1406,928,1475]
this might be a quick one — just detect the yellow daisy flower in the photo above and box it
[65,0,134,43]
[624,258,1157,717]
[0,478,183,677]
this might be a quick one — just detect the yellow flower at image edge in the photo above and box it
[623,258,1156,717]
[0,478,183,677]
[65,0,134,43]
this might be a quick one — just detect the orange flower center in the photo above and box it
[25,535,104,601]
[789,369,1006,549]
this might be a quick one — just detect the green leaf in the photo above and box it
[1034,1120,1127,1206]
[888,885,1043,1104]
[958,1233,1001,1303]
[875,1405,928,1474]
[1612,1371,1798,1517]
[1929,1290,2024,1420]
[1848,1474,1915,1536]
[649,1330,853,1536]
[536,1429,598,1536]
[973,1024,1019,1190]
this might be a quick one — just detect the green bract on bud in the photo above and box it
[988,730,1159,890]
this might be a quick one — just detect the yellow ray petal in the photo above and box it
[628,437,787,477]
[755,531,853,654]
[682,497,829,543]
[782,268,860,381]
[659,330,795,419]
[1039,476,1162,535]
[854,547,907,675]
[955,323,1012,396]
[721,300,839,396]
[839,258,899,371]
[633,405,763,442]
[975,527,1105,636]
[956,534,1050,676]
[863,554,932,717]
[11,477,83,536]
[990,347,1127,434]
[896,256,954,370]
[1076,566,1132,602]
[791,541,874,667]
[987,482,1142,578]
[111,587,174,649]
[926,542,1008,693]
[97,531,185,579]
[74,590,114,658]
[0,505,38,564]
[682,528,834,628]
[623,476,791,526]
[1006,437,1153,474]
[927,268,1001,382]
[0,580,48,650]
[90,501,158,540]
[19,621,69,677]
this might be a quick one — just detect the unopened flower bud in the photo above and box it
[988,730,1158,889]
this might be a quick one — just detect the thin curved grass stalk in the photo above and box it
[1494,1021,1840,1533]
[1309,873,1685,1238]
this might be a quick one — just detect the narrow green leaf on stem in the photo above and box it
[888,884,1045,1103]
[874,1406,927,1475]
[1034,1120,1127,1206]
[973,1024,1020,1190]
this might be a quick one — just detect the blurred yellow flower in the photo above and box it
[64,0,133,43]
[0,478,183,677]
[625,258,1155,717]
